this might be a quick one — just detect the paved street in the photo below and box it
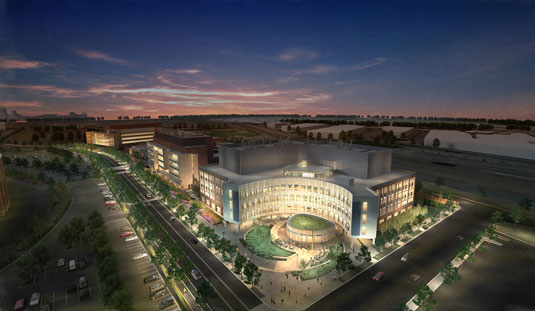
[308,199,495,311]
[433,236,535,310]
[101,155,263,311]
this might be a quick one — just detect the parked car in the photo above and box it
[40,303,51,311]
[401,253,410,262]
[191,269,202,280]
[190,238,198,245]
[456,235,464,241]
[120,231,134,237]
[372,272,385,281]
[97,182,107,186]
[149,282,164,293]
[409,274,421,282]
[133,253,148,260]
[80,288,89,300]
[29,292,41,307]
[159,296,175,309]
[105,200,117,206]
[57,258,65,268]
[146,193,153,199]
[125,236,138,242]
[169,216,176,221]
[78,259,87,269]
[144,274,160,284]
[79,276,88,289]
[69,259,77,271]
[13,299,24,311]
[149,288,168,300]
[120,226,132,232]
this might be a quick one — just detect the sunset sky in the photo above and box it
[1,0,534,119]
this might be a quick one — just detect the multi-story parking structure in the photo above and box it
[200,141,415,243]
[86,122,161,149]
[147,128,214,189]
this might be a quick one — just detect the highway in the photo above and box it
[308,199,494,311]
[101,155,263,311]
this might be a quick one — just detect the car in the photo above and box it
[79,288,89,300]
[125,236,138,242]
[191,269,202,280]
[103,194,113,199]
[120,231,134,237]
[120,226,132,232]
[401,253,410,262]
[69,259,77,271]
[133,253,148,260]
[57,258,65,268]
[105,200,117,206]
[97,182,107,186]
[40,303,51,311]
[79,276,88,289]
[144,274,160,284]
[149,282,164,293]
[159,296,175,309]
[78,259,87,269]
[409,273,421,282]
[372,272,385,281]
[169,216,176,221]
[67,283,78,293]
[190,238,198,245]
[456,235,464,241]
[29,292,41,307]
[146,193,153,199]
[149,288,168,300]
[13,299,24,311]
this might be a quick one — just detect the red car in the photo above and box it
[456,235,464,241]
[373,272,385,281]
[120,231,134,237]
[14,299,24,311]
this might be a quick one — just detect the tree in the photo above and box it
[286,125,292,131]
[234,253,247,275]
[385,227,399,246]
[31,245,51,268]
[88,210,105,229]
[308,132,313,139]
[400,222,412,237]
[103,273,124,304]
[70,216,85,237]
[335,252,355,273]
[395,303,409,311]
[356,245,371,263]
[98,256,119,280]
[509,208,524,227]
[414,283,436,311]
[299,259,308,270]
[198,280,217,300]
[519,197,533,211]
[109,287,133,311]
[316,132,322,140]
[243,261,261,285]
[489,211,504,224]
[434,176,445,188]
[439,262,460,285]
[328,133,334,140]
[374,235,386,251]
[15,254,41,282]
[186,206,198,226]
[484,225,498,241]
[432,138,440,148]
[456,243,471,264]
[58,224,78,248]
[31,157,42,168]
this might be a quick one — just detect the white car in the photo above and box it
[97,182,107,186]
[29,292,40,307]
[191,269,201,280]
[125,236,138,242]
[401,253,410,262]
[133,253,148,260]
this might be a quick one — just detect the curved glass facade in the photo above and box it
[239,177,353,231]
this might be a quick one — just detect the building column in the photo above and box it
[223,220,227,228]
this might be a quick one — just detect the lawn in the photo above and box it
[289,214,333,230]
[292,242,344,280]
[244,225,294,258]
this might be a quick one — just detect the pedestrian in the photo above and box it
[307,286,310,291]
[289,290,291,297]
[320,279,323,286]
[317,278,319,282]
[286,273,288,279]
[296,297,298,304]
[261,284,263,289]
[296,276,298,280]
[270,280,272,286]
[281,298,284,305]
[284,285,286,291]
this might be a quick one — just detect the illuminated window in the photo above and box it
[362,214,367,224]
[361,226,366,235]
[229,190,232,198]
[363,202,368,212]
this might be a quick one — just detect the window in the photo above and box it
[361,226,366,235]
[362,214,367,224]
[363,202,368,212]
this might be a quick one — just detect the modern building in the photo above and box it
[308,124,366,140]
[86,122,161,149]
[199,141,415,243]
[147,128,214,189]
[0,153,10,216]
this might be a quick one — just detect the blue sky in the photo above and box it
[1,0,534,119]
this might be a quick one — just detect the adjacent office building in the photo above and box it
[86,122,161,149]
[199,141,415,242]
[0,154,10,216]
[147,128,214,189]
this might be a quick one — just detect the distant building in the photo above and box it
[281,123,326,133]
[0,154,10,216]
[86,122,161,149]
[199,141,415,242]
[0,108,8,120]
[308,125,366,140]
[147,128,214,189]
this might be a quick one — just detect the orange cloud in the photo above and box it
[74,49,129,65]
[2,101,43,107]
[0,57,53,69]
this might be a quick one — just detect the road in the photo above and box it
[308,199,496,311]
[101,155,263,311]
